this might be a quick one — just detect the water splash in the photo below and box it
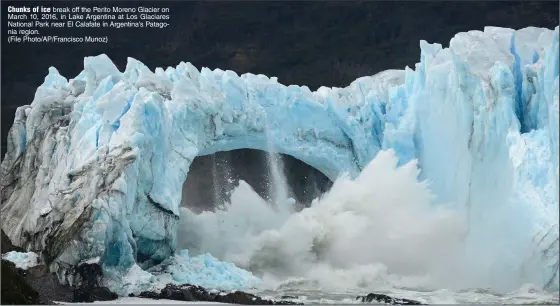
[177,149,556,294]
[179,150,466,288]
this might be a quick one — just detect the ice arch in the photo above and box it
[0,54,390,271]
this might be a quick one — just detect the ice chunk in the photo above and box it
[104,250,260,296]
[2,251,40,270]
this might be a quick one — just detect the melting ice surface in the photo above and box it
[0,26,558,301]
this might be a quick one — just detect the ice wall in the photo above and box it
[0,26,558,290]
[382,27,559,289]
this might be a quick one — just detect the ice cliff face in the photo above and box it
[1,26,558,290]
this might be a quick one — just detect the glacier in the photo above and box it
[1,26,558,293]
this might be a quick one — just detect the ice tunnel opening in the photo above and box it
[181,148,333,214]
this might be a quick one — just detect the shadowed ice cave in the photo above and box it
[182,149,333,213]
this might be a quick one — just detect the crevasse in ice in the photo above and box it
[0,26,558,292]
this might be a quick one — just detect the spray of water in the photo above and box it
[264,125,294,215]
[211,154,221,208]
[177,149,552,294]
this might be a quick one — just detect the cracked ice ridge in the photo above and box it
[0,26,558,293]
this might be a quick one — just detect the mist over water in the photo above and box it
[177,149,553,297]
